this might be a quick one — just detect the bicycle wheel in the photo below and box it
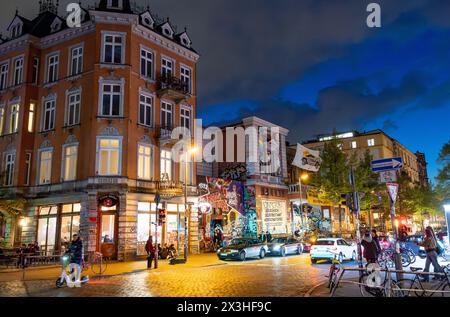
[400,252,411,267]
[388,280,406,297]
[91,257,108,275]
[359,274,383,297]
[441,283,450,297]
[406,249,416,264]
[397,279,420,297]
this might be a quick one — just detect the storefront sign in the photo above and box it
[99,195,119,208]
[261,200,287,234]
[307,190,332,206]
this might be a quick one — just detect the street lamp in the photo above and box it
[294,171,309,236]
[444,203,450,248]
[183,146,198,262]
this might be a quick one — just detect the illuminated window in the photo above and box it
[138,144,153,180]
[368,139,375,147]
[38,149,52,185]
[62,145,78,181]
[0,105,4,135]
[28,102,35,133]
[160,150,172,181]
[351,141,357,149]
[97,138,121,176]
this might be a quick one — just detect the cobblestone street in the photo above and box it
[0,254,337,297]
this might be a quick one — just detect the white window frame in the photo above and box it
[160,149,172,181]
[4,152,15,186]
[101,32,126,64]
[96,137,123,176]
[351,141,357,149]
[137,143,153,180]
[98,78,124,117]
[24,152,32,186]
[161,56,174,78]
[161,101,173,129]
[140,46,154,80]
[9,103,20,134]
[38,148,53,185]
[368,139,375,147]
[65,88,81,126]
[11,24,22,38]
[138,92,154,127]
[41,96,56,132]
[180,106,192,131]
[12,56,24,86]
[0,61,9,90]
[46,52,59,83]
[69,44,84,77]
[61,143,79,182]
[180,64,192,94]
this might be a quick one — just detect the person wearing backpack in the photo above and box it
[419,228,443,282]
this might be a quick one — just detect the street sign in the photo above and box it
[371,157,403,172]
[379,170,398,183]
[386,183,399,204]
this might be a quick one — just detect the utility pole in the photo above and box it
[153,192,161,269]
[387,183,403,280]
[349,167,363,274]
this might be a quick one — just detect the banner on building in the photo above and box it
[261,200,287,234]
[306,189,332,206]
[198,177,245,215]
[292,144,322,172]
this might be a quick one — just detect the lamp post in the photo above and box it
[296,171,309,234]
[183,146,197,262]
[444,203,450,248]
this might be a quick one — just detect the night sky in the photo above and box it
[1,0,449,181]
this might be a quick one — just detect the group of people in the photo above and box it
[361,226,445,282]
[144,236,177,269]
[259,231,273,243]
[16,242,40,268]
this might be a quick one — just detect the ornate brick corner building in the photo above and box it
[0,0,199,260]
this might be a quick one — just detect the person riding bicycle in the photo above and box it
[66,234,83,285]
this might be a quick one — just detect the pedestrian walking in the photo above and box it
[361,231,378,264]
[419,228,443,282]
[371,229,382,257]
[145,236,156,269]
[266,231,272,243]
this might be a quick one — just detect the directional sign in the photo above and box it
[371,157,403,172]
[379,170,398,183]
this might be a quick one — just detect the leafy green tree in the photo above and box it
[311,134,350,235]
[436,140,450,201]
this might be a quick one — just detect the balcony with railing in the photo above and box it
[156,75,189,103]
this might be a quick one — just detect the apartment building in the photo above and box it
[0,0,199,260]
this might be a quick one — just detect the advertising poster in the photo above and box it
[261,200,287,235]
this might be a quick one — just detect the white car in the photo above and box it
[310,238,357,263]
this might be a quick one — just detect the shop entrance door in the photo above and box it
[98,206,118,260]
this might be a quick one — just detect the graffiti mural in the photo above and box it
[220,164,247,181]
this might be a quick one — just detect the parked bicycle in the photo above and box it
[359,265,404,297]
[82,252,107,275]
[327,259,343,293]
[397,267,450,297]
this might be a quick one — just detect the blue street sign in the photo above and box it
[371,157,403,172]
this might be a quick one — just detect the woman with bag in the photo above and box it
[419,228,443,282]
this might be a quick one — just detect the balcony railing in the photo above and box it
[288,184,310,194]
[157,75,189,103]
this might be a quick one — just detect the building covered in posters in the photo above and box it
[0,0,199,260]
[196,117,291,241]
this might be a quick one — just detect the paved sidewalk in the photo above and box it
[0,253,225,282]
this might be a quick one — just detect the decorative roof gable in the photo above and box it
[140,11,155,29]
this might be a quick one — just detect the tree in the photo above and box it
[312,134,350,235]
[436,140,450,202]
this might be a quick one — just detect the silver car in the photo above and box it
[268,237,304,257]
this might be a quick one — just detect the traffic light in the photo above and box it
[341,193,355,212]
[158,209,166,226]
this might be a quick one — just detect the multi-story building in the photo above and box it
[0,0,199,260]
[196,116,292,239]
[299,130,423,184]
[415,151,429,188]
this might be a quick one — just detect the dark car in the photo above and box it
[217,238,268,261]
[267,237,303,257]
[401,234,424,256]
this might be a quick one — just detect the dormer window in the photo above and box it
[161,23,174,39]
[140,12,154,29]
[50,18,62,33]
[11,24,22,38]
[107,0,123,9]
[179,33,192,48]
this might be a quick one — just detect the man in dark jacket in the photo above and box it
[361,231,378,264]
[67,234,83,284]
[371,229,382,256]
[145,236,156,269]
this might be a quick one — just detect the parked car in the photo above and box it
[401,234,424,256]
[217,238,268,261]
[267,237,303,257]
[310,238,357,263]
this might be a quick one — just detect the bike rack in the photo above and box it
[330,266,450,297]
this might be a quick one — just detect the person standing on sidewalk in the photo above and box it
[361,231,378,265]
[419,228,443,282]
[145,236,156,269]
[371,229,382,257]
